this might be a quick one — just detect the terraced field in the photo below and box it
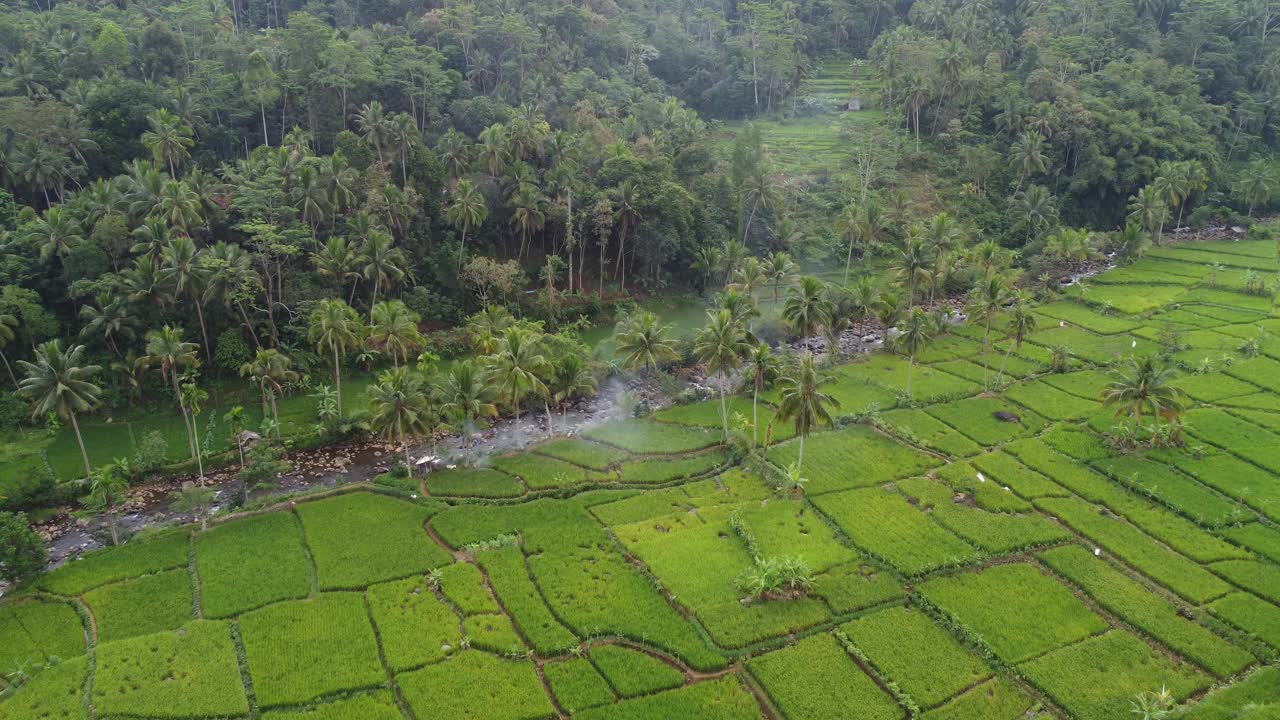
[5,238,1280,719]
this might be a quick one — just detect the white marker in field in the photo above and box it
[976,472,985,483]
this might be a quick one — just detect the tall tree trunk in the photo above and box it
[69,410,92,477]
[719,372,730,442]
[270,393,281,439]
[983,315,992,391]
[0,350,16,389]
[797,431,805,469]
[906,355,915,398]
[333,344,343,417]
[195,300,212,362]
[172,373,196,461]
[752,385,759,450]
[260,103,270,148]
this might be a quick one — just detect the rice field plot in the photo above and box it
[919,563,1108,664]
[589,468,769,526]
[1035,497,1233,604]
[1039,369,1114,401]
[295,492,450,590]
[880,408,982,457]
[925,396,1047,446]
[544,656,614,713]
[841,606,992,709]
[83,569,192,643]
[1220,523,1280,563]
[1226,407,1280,435]
[914,334,984,363]
[1210,560,1280,604]
[1184,408,1280,475]
[935,461,1036,512]
[1179,665,1280,719]
[655,397,795,441]
[38,528,190,596]
[1040,545,1254,678]
[0,598,85,676]
[1089,455,1246,528]
[1171,371,1259,402]
[768,424,943,495]
[1020,630,1208,720]
[920,677,1033,720]
[1068,283,1186,314]
[240,593,385,708]
[1005,380,1101,421]
[970,451,1070,498]
[812,487,978,575]
[1177,287,1276,314]
[1208,592,1280,649]
[1148,245,1279,271]
[262,691,402,720]
[1034,301,1143,334]
[529,437,630,470]
[0,655,86,719]
[1148,307,1227,329]
[426,467,524,498]
[746,633,901,720]
[397,652,556,720]
[1182,303,1268,324]
[584,419,719,454]
[841,353,980,403]
[934,354,1043,383]
[93,620,248,718]
[464,613,524,655]
[1150,448,1280,523]
[1222,356,1280,394]
[588,645,683,698]
[367,575,461,671]
[1027,324,1159,364]
[896,478,1069,553]
[616,450,729,485]
[1089,261,1207,286]
[195,512,312,618]
[1037,425,1110,461]
[807,367,900,415]
[475,547,578,655]
[437,562,499,615]
[493,451,588,489]
[573,676,761,720]
[810,561,904,614]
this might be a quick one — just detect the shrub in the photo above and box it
[0,510,46,583]
[737,555,814,601]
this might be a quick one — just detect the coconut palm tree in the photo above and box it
[765,251,798,302]
[356,100,393,166]
[240,348,297,439]
[308,299,362,417]
[161,236,212,361]
[897,307,934,399]
[0,312,20,388]
[361,230,409,313]
[1128,185,1170,245]
[389,112,419,186]
[716,287,761,331]
[18,341,102,477]
[613,311,678,374]
[448,179,487,270]
[1102,356,1186,429]
[367,367,433,475]
[847,276,881,335]
[441,359,497,466]
[695,309,753,442]
[835,202,867,283]
[893,229,933,304]
[551,354,597,421]
[138,326,200,462]
[481,325,549,421]
[1008,130,1047,188]
[27,206,82,262]
[612,180,641,291]
[141,108,194,178]
[995,292,1037,383]
[1010,185,1058,244]
[369,300,422,368]
[775,352,838,470]
[86,463,128,546]
[783,276,834,340]
[731,256,768,297]
[966,274,1013,391]
[742,342,780,450]
[78,295,138,360]
[311,236,367,302]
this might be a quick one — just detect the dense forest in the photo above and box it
[0,0,1278,507]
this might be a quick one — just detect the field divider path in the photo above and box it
[291,509,320,598]
[186,533,203,620]
[228,620,259,720]
[362,591,415,720]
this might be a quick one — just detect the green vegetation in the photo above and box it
[397,652,555,720]
[746,633,900,720]
[262,692,403,720]
[813,487,978,575]
[770,424,942,495]
[93,621,248,718]
[39,529,190,595]
[195,512,311,617]
[83,569,192,642]
[367,575,461,671]
[921,678,1033,720]
[588,645,684,698]
[295,492,449,590]
[543,657,615,714]
[573,677,760,720]
[426,467,524,499]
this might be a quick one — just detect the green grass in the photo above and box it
[1219,522,1280,563]
[970,451,1071,498]
[475,546,579,655]
[1040,545,1254,678]
[588,645,684,698]
[0,655,86,719]
[1005,380,1101,421]
[463,612,524,654]
[529,437,630,469]
[1035,301,1143,334]
[811,562,904,614]
[543,656,614,713]
[573,676,761,720]
[93,620,248,718]
[746,633,900,720]
[196,512,312,617]
[921,677,1033,720]
[84,569,193,643]
[367,575,461,671]
[437,562,499,615]
[1020,631,1208,720]
[0,598,85,675]
[880,408,982,457]
[296,492,450,590]
[1178,665,1280,719]
[1035,497,1232,604]
[1210,560,1280,604]
[39,528,190,596]
[1208,592,1280,650]
[812,487,979,575]
[262,691,403,720]
[924,396,1047,446]
[896,477,1070,553]
[427,467,524,498]
[769,424,943,495]
[240,593,384,708]
[616,451,728,484]
[584,419,720,453]
[1090,455,1246,529]
[919,563,1108,664]
[493,451,588,489]
[397,652,555,720]
[842,606,991,709]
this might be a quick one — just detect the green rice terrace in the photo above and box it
[6,239,1280,719]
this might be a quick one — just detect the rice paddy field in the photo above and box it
[5,237,1280,719]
